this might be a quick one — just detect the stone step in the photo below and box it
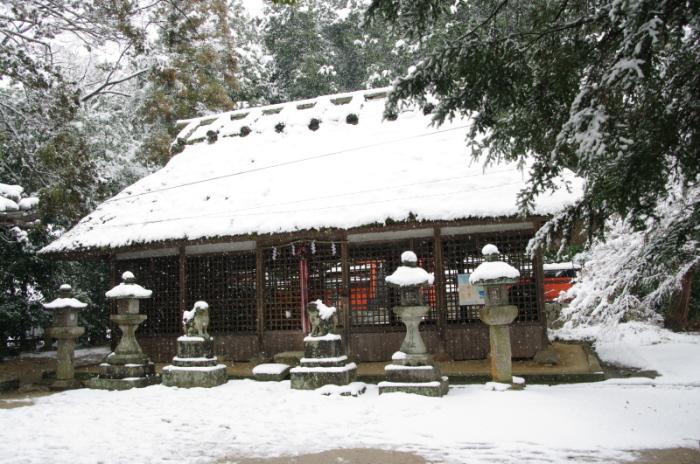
[378,377,450,397]
[252,363,290,381]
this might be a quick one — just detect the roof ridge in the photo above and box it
[175,86,392,127]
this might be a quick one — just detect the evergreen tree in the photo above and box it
[141,0,239,164]
[366,0,699,322]
[262,0,414,101]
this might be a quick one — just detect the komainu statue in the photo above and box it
[183,301,210,338]
[307,299,338,337]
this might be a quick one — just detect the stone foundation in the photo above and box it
[290,335,359,391]
[161,336,227,388]
[379,359,449,397]
[85,361,158,390]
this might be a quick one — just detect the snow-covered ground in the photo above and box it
[1,324,699,464]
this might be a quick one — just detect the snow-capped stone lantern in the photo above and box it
[385,251,434,360]
[379,251,448,396]
[43,284,86,390]
[86,271,158,390]
[470,244,523,387]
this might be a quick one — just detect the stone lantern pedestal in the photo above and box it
[379,252,448,397]
[86,272,158,390]
[43,285,86,390]
[480,305,518,383]
[471,244,524,389]
[162,301,227,388]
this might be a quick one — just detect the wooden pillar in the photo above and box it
[341,240,351,355]
[108,256,118,351]
[532,247,548,346]
[178,246,187,314]
[256,244,265,352]
[433,227,448,351]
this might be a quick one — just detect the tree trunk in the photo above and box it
[666,268,694,331]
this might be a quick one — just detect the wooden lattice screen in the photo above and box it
[186,252,256,334]
[263,245,302,331]
[306,242,344,328]
[442,230,539,324]
[347,238,436,328]
[114,256,180,335]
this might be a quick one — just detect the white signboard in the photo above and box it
[457,274,485,305]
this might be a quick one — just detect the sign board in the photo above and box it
[457,274,485,305]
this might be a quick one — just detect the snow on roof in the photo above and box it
[43,297,88,310]
[42,87,583,254]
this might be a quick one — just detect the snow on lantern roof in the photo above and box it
[469,245,520,285]
[41,87,583,255]
[105,272,152,299]
[43,284,88,310]
[386,251,435,287]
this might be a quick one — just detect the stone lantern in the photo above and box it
[86,271,158,390]
[470,244,522,386]
[379,251,448,396]
[43,284,86,390]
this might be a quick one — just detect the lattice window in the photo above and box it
[114,256,180,335]
[348,238,436,327]
[442,230,539,324]
[186,252,256,334]
[306,241,344,327]
[263,245,302,331]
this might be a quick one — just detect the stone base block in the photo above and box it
[392,352,433,367]
[97,362,155,379]
[49,378,83,391]
[378,377,449,397]
[290,362,357,390]
[177,337,213,359]
[298,355,349,368]
[252,363,290,381]
[85,375,160,391]
[385,364,443,383]
[172,356,218,368]
[161,364,227,388]
[106,352,150,366]
[304,337,343,359]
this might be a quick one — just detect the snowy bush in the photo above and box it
[560,181,699,331]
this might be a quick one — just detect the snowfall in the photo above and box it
[1,323,699,464]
